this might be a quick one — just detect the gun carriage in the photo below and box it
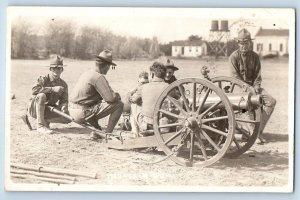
[50,68,263,167]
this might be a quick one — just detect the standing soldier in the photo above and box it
[229,28,276,143]
[21,55,71,134]
[69,50,123,138]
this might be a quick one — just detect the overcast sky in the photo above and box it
[8,7,293,43]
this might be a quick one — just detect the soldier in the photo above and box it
[133,61,169,133]
[229,28,276,143]
[69,50,123,138]
[161,57,179,84]
[125,71,149,136]
[21,55,71,134]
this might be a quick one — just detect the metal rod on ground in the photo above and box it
[47,106,107,138]
[11,163,97,179]
[11,174,75,184]
[10,168,77,181]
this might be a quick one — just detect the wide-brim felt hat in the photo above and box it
[48,55,66,67]
[94,49,117,66]
[235,28,254,42]
[165,64,179,71]
[157,57,179,71]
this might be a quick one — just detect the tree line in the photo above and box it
[11,18,240,60]
[11,18,163,60]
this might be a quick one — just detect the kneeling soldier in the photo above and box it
[22,55,71,134]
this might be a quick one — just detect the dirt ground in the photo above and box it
[8,58,292,189]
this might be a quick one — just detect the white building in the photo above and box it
[253,28,289,56]
[171,40,207,58]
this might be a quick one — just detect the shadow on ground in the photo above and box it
[52,127,91,135]
[262,132,289,142]
[211,150,288,171]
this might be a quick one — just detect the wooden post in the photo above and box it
[11,168,76,181]
[11,163,97,179]
[11,174,75,184]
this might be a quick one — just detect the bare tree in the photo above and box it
[149,36,160,59]
[45,18,76,57]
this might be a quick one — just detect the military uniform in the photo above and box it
[229,29,276,139]
[164,75,177,84]
[69,50,123,134]
[28,74,70,122]
[131,77,169,132]
[24,56,71,134]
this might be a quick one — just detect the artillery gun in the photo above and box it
[104,67,263,167]
[50,67,263,167]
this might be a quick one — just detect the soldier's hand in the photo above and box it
[61,105,69,114]
[254,85,261,94]
[115,92,121,100]
[52,86,64,94]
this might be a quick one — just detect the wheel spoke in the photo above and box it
[200,100,222,118]
[218,81,222,89]
[202,124,228,137]
[194,132,208,160]
[202,115,229,123]
[189,133,195,163]
[233,138,241,149]
[159,122,183,128]
[178,85,190,112]
[164,127,185,145]
[236,126,251,139]
[235,118,258,124]
[196,88,210,115]
[201,130,220,151]
[171,131,190,154]
[230,83,235,93]
[207,108,221,117]
[192,82,197,112]
[166,95,188,116]
[159,109,185,120]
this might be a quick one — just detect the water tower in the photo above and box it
[208,20,230,57]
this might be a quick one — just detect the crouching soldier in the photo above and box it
[69,50,123,138]
[21,55,71,134]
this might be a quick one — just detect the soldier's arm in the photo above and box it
[32,76,52,95]
[59,82,69,107]
[229,54,242,80]
[130,86,142,104]
[253,56,262,93]
[94,75,119,103]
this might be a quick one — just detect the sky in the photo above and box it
[8,7,293,43]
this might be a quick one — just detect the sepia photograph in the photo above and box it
[5,7,295,192]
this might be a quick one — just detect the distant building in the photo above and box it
[171,40,207,58]
[253,28,289,56]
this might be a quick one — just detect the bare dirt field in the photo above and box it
[8,58,292,189]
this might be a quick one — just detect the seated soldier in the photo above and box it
[125,71,149,136]
[69,50,124,137]
[131,62,169,134]
[21,55,71,134]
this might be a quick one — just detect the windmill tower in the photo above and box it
[208,20,230,57]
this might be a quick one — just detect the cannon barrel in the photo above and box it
[199,92,262,110]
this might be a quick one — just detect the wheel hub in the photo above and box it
[185,114,201,131]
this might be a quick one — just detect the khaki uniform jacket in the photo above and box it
[229,50,262,87]
[31,74,68,107]
[141,77,168,123]
[70,70,118,107]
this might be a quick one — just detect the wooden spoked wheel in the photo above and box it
[153,78,235,167]
[211,76,262,158]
